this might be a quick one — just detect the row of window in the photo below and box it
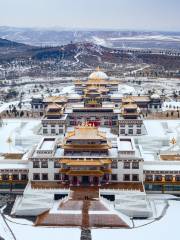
[43,129,63,134]
[111,174,139,181]
[33,173,61,181]
[33,161,140,169]
[0,174,28,181]
[120,129,141,135]
[145,175,180,182]
[33,161,61,168]
[111,161,139,169]
[120,124,142,128]
[32,173,139,182]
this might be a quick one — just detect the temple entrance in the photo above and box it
[82,176,89,185]
[88,121,100,127]
[73,176,78,185]
[93,176,99,185]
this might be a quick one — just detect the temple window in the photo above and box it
[175,175,180,181]
[137,129,141,134]
[54,161,61,168]
[132,174,139,181]
[165,175,173,181]
[128,129,133,134]
[54,173,61,180]
[154,175,162,181]
[120,129,125,134]
[124,174,130,181]
[33,173,40,180]
[132,162,139,169]
[43,129,48,134]
[145,175,153,181]
[111,161,118,169]
[2,174,9,181]
[51,129,55,134]
[124,162,130,169]
[21,174,28,180]
[111,174,117,181]
[41,161,48,168]
[42,173,48,181]
[12,174,19,180]
[33,161,40,168]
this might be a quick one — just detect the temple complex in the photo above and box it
[0,68,179,228]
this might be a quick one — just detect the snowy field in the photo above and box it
[92,200,180,240]
[0,213,81,240]
[0,199,179,240]
[0,119,41,153]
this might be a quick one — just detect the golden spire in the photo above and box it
[170,137,176,145]
[96,66,101,72]
[7,136,13,152]
[7,136,12,144]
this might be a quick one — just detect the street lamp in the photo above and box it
[9,175,13,194]
[162,176,165,193]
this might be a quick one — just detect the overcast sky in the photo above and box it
[0,0,180,31]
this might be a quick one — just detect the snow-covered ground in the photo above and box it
[118,84,136,95]
[0,197,179,240]
[0,213,81,240]
[92,200,180,240]
[0,119,41,153]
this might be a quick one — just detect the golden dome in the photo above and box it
[88,67,108,80]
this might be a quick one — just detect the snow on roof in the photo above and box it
[117,137,135,152]
[0,162,28,169]
[119,140,133,151]
[39,138,56,151]
[143,162,180,171]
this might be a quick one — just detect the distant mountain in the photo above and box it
[0,39,180,71]
[0,37,26,47]
[0,26,180,50]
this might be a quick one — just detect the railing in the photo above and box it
[100,188,141,193]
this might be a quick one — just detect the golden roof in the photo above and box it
[65,170,104,176]
[66,161,103,166]
[44,96,67,103]
[60,159,112,165]
[60,159,112,164]
[74,79,118,85]
[63,144,111,151]
[65,125,107,140]
[122,103,138,109]
[47,102,63,110]
[2,153,24,160]
[122,96,150,103]
[84,85,109,94]
[160,154,180,161]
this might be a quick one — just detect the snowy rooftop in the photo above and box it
[0,162,28,170]
[39,138,56,151]
[143,162,180,171]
